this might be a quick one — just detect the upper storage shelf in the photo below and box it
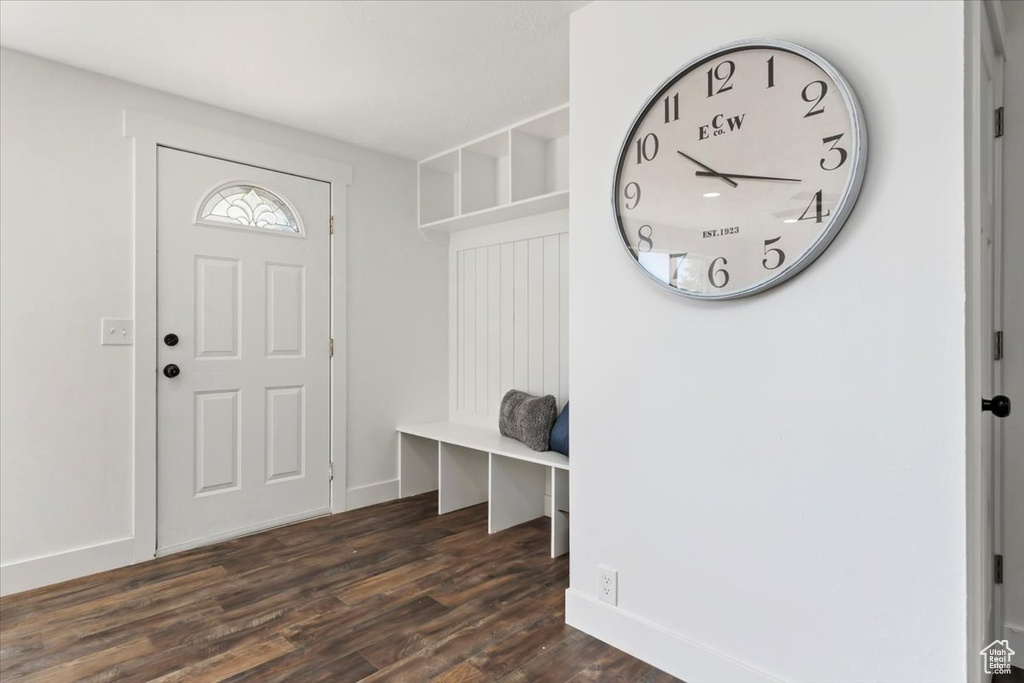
[418,104,568,235]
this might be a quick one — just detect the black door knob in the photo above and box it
[163,364,180,378]
[982,395,1011,418]
[164,333,179,347]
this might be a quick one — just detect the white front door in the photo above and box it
[156,147,331,554]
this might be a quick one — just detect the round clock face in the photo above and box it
[613,40,867,300]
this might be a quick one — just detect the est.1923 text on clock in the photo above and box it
[613,39,867,300]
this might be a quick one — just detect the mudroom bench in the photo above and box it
[396,421,569,558]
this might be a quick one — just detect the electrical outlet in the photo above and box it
[598,566,617,606]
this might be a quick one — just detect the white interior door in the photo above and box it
[157,147,331,554]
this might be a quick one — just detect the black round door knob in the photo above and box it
[982,395,1011,418]
[164,333,179,347]
[163,364,181,378]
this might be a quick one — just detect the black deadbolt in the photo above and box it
[164,333,179,347]
[982,395,1011,418]
[163,364,181,378]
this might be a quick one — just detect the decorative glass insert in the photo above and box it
[198,184,300,233]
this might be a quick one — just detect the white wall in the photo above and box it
[567,2,967,681]
[0,49,448,589]
[999,0,1024,656]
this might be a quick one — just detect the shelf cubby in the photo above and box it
[417,104,568,235]
[460,132,510,214]
[418,150,460,226]
[511,106,569,202]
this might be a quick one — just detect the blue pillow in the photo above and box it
[549,402,569,456]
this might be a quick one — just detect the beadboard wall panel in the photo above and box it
[449,211,568,427]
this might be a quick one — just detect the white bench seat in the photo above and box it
[397,421,569,557]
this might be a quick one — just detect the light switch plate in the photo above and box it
[101,318,134,345]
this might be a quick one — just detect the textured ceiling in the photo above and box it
[0,0,585,160]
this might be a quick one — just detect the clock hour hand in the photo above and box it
[676,151,738,188]
[695,171,802,182]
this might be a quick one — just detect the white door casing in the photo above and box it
[999,0,1024,659]
[967,2,1006,679]
[980,0,1007,660]
[125,112,351,565]
[980,2,1005,651]
[156,148,331,554]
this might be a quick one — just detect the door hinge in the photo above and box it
[330,215,334,235]
[329,338,334,357]
[996,554,1004,584]
[995,106,1004,138]
[995,330,1004,361]
[329,462,334,481]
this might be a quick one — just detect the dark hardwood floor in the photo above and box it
[996,666,1024,683]
[0,493,679,682]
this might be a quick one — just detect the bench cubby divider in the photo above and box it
[489,453,547,534]
[398,432,439,498]
[551,468,570,557]
[438,442,489,514]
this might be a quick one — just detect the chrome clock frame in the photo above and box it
[611,39,868,300]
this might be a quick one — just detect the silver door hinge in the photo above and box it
[329,338,335,357]
[995,107,1004,138]
[996,554,1004,584]
[995,331,1004,361]
[329,462,334,481]
[330,215,334,235]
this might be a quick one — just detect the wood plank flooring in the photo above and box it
[0,493,680,682]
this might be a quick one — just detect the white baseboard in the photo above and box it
[565,588,780,683]
[347,479,400,511]
[0,537,134,597]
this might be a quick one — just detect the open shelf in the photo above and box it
[418,151,460,225]
[419,189,568,234]
[418,104,568,235]
[461,132,510,214]
[511,106,569,202]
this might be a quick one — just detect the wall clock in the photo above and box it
[613,39,867,300]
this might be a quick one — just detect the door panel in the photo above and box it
[266,385,304,482]
[194,390,241,495]
[266,264,305,356]
[195,257,240,358]
[157,147,331,553]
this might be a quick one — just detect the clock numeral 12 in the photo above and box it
[663,92,679,123]
[706,60,735,98]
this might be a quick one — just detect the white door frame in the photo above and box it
[965,1,1006,680]
[124,112,352,563]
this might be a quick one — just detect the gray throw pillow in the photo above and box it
[499,390,558,452]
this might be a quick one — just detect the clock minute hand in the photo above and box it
[676,151,738,188]
[695,171,802,182]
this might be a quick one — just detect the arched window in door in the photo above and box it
[197,183,301,234]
